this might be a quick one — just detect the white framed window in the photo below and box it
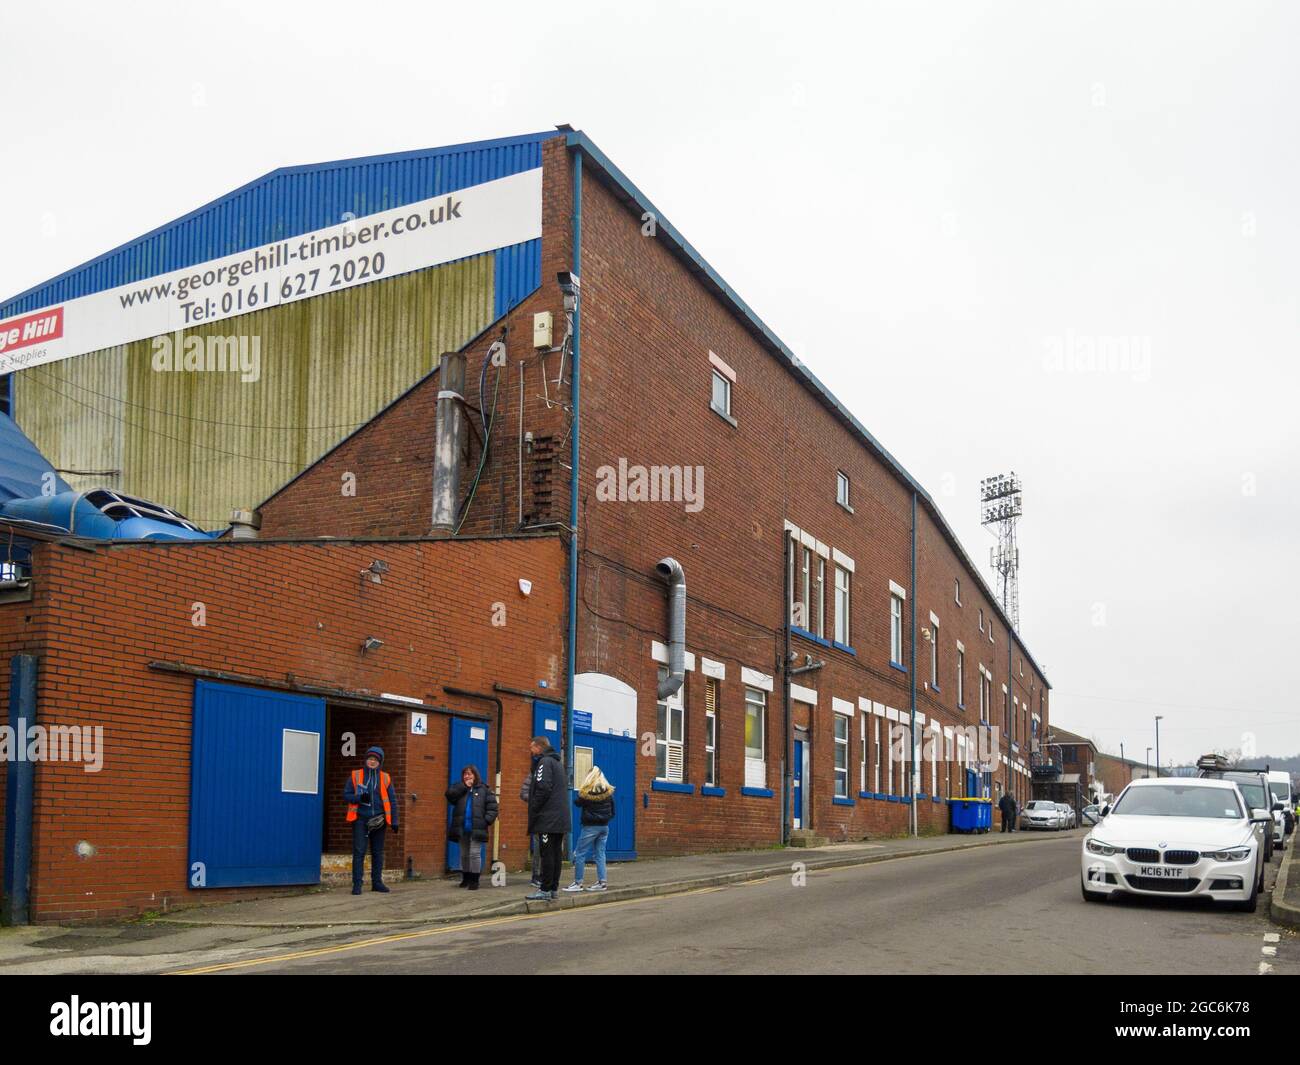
[979,608,984,633]
[744,686,766,788]
[957,646,965,707]
[836,470,851,510]
[859,713,867,792]
[929,619,939,686]
[656,666,685,782]
[710,369,731,419]
[801,547,812,629]
[814,556,825,638]
[890,594,904,664]
[704,676,719,786]
[834,565,851,645]
[834,714,849,798]
[873,717,882,793]
[930,729,938,796]
[954,578,961,605]
[281,729,321,794]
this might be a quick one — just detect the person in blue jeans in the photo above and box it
[563,766,616,893]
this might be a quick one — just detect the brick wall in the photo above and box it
[0,533,564,922]
[565,152,1051,851]
[252,134,1053,857]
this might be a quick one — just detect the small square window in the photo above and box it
[836,471,851,510]
[711,370,731,418]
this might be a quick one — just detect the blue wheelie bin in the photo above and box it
[950,797,993,833]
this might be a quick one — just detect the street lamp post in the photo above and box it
[1154,715,1163,779]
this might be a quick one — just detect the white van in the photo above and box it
[1268,771,1293,841]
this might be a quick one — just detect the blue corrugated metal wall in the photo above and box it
[1,130,553,321]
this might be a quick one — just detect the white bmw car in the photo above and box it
[1080,777,1269,912]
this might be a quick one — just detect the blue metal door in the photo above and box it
[446,717,490,872]
[532,700,563,751]
[571,728,637,861]
[793,739,805,829]
[188,681,325,888]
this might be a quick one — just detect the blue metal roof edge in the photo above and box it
[565,130,1050,687]
[1,130,556,313]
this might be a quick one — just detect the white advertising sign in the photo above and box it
[0,167,543,375]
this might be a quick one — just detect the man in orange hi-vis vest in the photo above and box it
[344,746,400,895]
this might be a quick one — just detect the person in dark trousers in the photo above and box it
[520,752,543,888]
[446,764,499,890]
[525,736,570,901]
[345,746,400,895]
[998,789,1016,833]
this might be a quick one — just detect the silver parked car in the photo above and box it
[1056,803,1077,829]
[1021,800,1063,830]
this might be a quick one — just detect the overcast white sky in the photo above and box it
[3,1,1296,766]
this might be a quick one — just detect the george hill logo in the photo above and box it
[0,306,64,354]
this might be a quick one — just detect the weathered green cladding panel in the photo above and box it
[12,256,494,526]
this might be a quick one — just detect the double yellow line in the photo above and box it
[168,885,728,974]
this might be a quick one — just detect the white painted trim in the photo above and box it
[708,349,737,382]
[1032,713,1041,722]
[651,641,695,671]
[815,540,830,560]
[700,656,726,680]
[800,530,816,550]
[784,519,799,538]
[832,548,855,572]
[742,667,773,693]
[956,639,965,653]
[1002,683,1008,694]
[872,701,886,717]
[859,697,872,714]
[832,697,855,717]
[929,610,940,628]
[889,579,907,599]
[943,726,954,739]
[790,683,818,705]
[916,712,926,725]
[886,706,900,722]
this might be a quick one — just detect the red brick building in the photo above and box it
[255,131,1052,853]
[0,534,564,921]
[0,128,1051,921]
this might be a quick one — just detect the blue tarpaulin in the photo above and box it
[0,412,69,504]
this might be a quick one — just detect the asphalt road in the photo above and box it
[177,831,1298,976]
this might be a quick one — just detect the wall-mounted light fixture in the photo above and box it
[361,559,389,585]
[362,636,384,653]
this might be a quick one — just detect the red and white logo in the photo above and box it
[0,307,64,354]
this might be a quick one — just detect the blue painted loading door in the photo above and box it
[446,717,491,872]
[188,681,325,888]
[571,728,636,861]
[533,699,635,861]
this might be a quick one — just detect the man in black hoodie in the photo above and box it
[525,737,570,900]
